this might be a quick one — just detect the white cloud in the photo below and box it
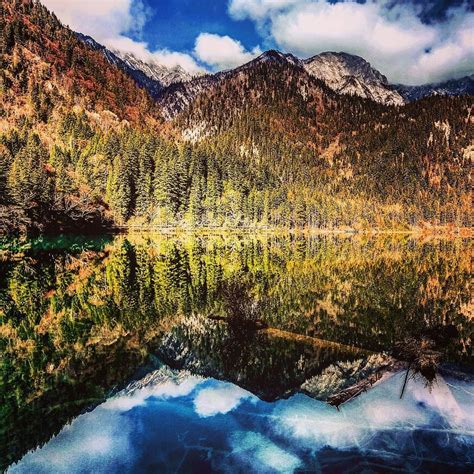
[40,0,203,74]
[230,431,302,472]
[9,405,135,473]
[106,35,203,74]
[228,0,474,84]
[229,0,303,21]
[407,13,474,84]
[39,0,474,83]
[273,370,474,452]
[194,383,255,417]
[194,33,262,70]
[106,374,203,411]
[41,0,145,41]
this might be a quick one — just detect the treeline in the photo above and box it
[0,113,313,231]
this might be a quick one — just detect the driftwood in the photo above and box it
[327,358,407,409]
[327,371,384,409]
[327,325,459,407]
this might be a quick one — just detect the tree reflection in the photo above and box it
[0,233,472,469]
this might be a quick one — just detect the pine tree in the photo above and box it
[49,145,73,205]
[7,133,52,209]
[186,150,206,226]
[135,140,154,217]
[106,155,132,222]
[0,143,12,204]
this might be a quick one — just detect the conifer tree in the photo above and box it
[7,133,52,209]
[0,144,12,204]
[106,155,132,222]
[135,140,154,217]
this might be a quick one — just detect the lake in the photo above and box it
[1,233,473,472]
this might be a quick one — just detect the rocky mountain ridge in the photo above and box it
[78,36,473,112]
[394,74,474,102]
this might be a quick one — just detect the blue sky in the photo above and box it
[137,0,263,53]
[41,0,473,84]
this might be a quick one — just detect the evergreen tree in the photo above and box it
[106,155,132,222]
[185,150,206,225]
[135,140,154,217]
[7,133,52,209]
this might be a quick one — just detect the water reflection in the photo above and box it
[0,233,472,469]
[9,366,474,473]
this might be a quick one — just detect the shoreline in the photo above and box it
[114,225,474,238]
[1,225,473,239]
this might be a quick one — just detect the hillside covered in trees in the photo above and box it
[0,0,472,235]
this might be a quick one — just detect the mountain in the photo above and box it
[158,50,311,119]
[74,33,472,110]
[303,52,405,106]
[157,50,420,118]
[76,35,196,99]
[0,0,472,235]
[157,49,474,121]
[394,74,474,102]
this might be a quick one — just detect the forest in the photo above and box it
[0,0,472,235]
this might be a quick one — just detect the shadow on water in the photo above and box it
[0,232,472,469]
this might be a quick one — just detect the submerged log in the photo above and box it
[207,314,268,330]
[327,325,459,407]
[263,327,371,356]
[327,371,384,409]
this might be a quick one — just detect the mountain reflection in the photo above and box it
[0,233,472,469]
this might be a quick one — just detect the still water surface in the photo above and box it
[1,233,472,472]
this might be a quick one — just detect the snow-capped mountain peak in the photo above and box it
[303,52,405,106]
[112,50,195,88]
[253,50,300,67]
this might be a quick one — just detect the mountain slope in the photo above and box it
[0,1,159,126]
[76,33,165,99]
[157,50,409,119]
[170,53,472,227]
[0,0,164,234]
